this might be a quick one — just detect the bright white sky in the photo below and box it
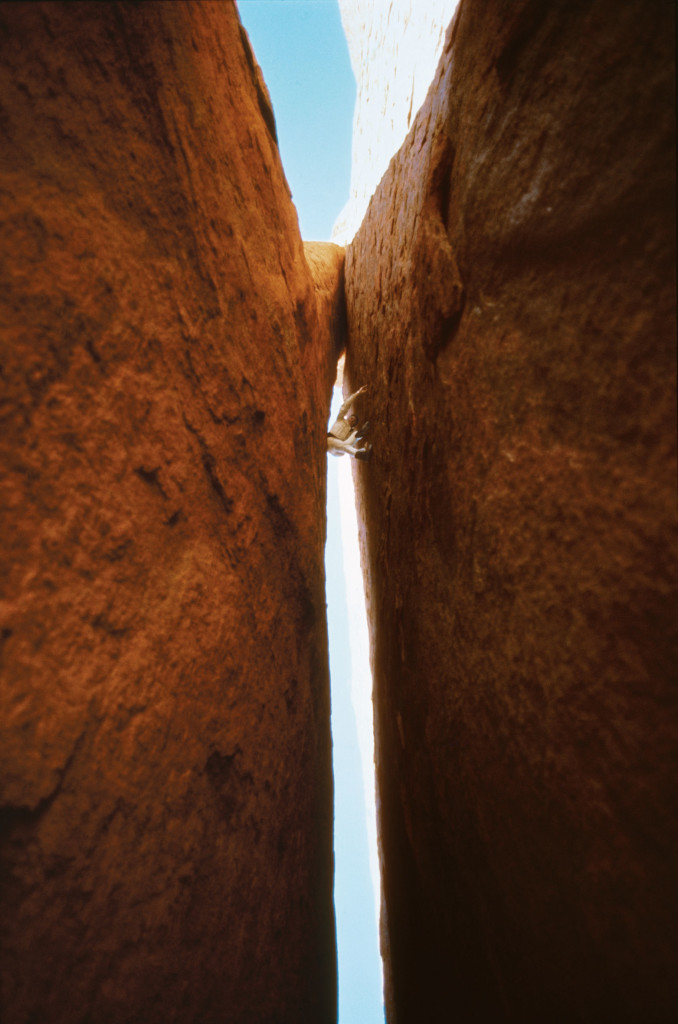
[326,392,383,1024]
[235,3,384,1022]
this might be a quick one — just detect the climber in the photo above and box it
[327,384,372,461]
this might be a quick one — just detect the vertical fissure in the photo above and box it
[326,382,385,1024]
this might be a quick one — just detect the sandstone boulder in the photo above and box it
[345,0,677,1020]
[303,241,347,362]
[0,3,336,1022]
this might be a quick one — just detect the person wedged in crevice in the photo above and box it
[327,385,372,461]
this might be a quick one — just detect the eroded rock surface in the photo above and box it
[0,3,336,1022]
[345,0,677,1020]
[332,0,459,243]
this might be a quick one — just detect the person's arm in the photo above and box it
[338,385,367,419]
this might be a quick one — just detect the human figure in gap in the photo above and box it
[327,384,372,460]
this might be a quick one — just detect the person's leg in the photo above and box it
[327,436,348,456]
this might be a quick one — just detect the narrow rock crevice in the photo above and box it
[1,3,676,1023]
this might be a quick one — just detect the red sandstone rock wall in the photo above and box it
[344,0,677,1020]
[0,3,336,1022]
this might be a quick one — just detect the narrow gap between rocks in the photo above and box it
[325,371,385,1024]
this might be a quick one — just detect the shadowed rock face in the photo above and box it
[344,0,677,1021]
[0,3,336,1022]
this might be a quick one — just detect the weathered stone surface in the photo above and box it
[345,0,677,1020]
[303,241,347,361]
[332,0,459,243]
[0,3,336,1022]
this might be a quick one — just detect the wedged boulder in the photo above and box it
[0,3,336,1022]
[303,241,347,361]
[344,0,677,1020]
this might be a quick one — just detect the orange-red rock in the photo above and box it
[303,242,347,362]
[0,3,336,1022]
[345,0,677,1020]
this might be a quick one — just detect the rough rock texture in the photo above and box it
[332,0,459,244]
[0,3,336,1022]
[344,0,677,1021]
[303,242,347,361]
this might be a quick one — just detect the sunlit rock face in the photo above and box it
[344,0,677,1020]
[332,0,458,244]
[0,4,336,1022]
